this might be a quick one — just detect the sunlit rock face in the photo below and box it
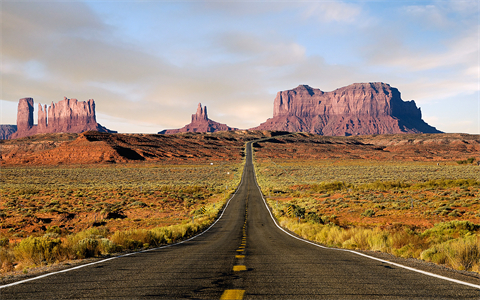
[159,103,237,134]
[10,97,115,139]
[251,82,442,136]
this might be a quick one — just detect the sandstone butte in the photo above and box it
[8,97,116,139]
[251,82,442,136]
[159,103,238,134]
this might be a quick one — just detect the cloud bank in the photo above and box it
[1,1,478,134]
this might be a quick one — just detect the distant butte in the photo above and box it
[251,82,442,136]
[9,97,116,139]
[159,103,237,134]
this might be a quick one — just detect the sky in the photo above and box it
[1,0,479,134]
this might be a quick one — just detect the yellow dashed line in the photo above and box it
[236,255,245,259]
[233,265,247,271]
[236,249,244,252]
[220,289,245,300]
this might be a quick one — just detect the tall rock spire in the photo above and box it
[160,103,236,134]
[16,98,34,132]
[192,103,208,122]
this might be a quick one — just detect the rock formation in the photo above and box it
[0,125,17,140]
[159,103,237,134]
[9,97,116,139]
[251,82,442,135]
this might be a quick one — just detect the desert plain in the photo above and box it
[0,130,479,279]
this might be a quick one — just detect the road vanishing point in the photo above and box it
[1,142,479,299]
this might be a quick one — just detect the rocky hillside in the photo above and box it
[0,130,265,165]
[1,131,477,166]
[251,83,442,136]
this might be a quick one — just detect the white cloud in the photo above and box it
[1,1,478,134]
[303,1,362,23]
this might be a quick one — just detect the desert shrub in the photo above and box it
[422,221,479,243]
[0,237,9,247]
[360,181,410,191]
[293,206,305,218]
[310,181,345,192]
[421,236,480,271]
[393,243,421,259]
[413,179,479,189]
[98,238,118,254]
[14,236,64,265]
[46,225,62,235]
[151,227,172,245]
[110,230,149,250]
[447,210,462,217]
[421,244,449,265]
[320,215,330,224]
[457,158,476,165]
[361,209,375,217]
[446,236,480,271]
[64,227,110,258]
[171,223,197,240]
[341,227,372,250]
[0,248,15,273]
[306,212,321,224]
[74,238,100,259]
[17,188,40,195]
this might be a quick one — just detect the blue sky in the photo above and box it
[1,0,478,134]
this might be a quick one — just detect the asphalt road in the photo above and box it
[1,142,479,299]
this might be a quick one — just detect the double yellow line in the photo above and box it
[220,195,248,300]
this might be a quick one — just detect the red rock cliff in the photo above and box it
[10,97,116,139]
[252,82,441,135]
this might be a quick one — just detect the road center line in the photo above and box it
[233,265,247,271]
[220,289,245,300]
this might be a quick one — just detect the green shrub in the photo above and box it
[306,212,321,224]
[361,209,375,217]
[294,206,305,218]
[46,225,62,235]
[422,221,479,241]
[457,158,476,165]
[421,244,449,265]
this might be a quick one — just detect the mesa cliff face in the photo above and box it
[9,97,116,139]
[159,103,237,134]
[0,125,17,140]
[252,82,441,136]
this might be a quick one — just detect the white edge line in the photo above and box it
[0,163,249,290]
[249,143,480,290]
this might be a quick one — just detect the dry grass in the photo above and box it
[0,162,241,275]
[255,154,480,273]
